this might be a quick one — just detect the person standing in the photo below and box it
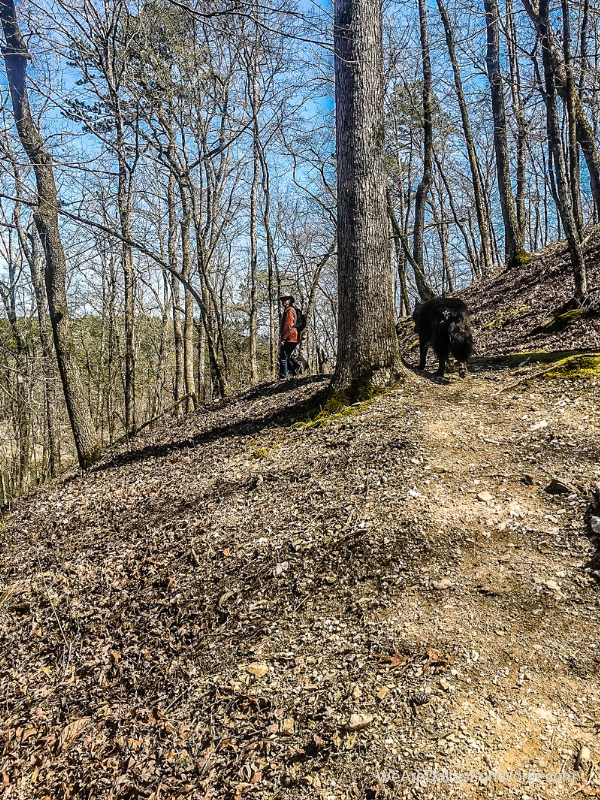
[278,295,299,379]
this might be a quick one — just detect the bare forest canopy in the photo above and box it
[1,0,600,492]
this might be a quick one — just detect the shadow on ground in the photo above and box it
[94,375,330,474]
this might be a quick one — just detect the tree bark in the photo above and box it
[560,0,583,230]
[167,171,185,411]
[484,0,526,267]
[412,0,436,299]
[436,0,493,275]
[0,0,101,469]
[333,0,401,397]
[505,0,529,245]
[539,0,587,299]
[520,0,600,214]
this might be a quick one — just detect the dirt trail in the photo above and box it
[1,365,599,799]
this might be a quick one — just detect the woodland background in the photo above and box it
[0,0,599,496]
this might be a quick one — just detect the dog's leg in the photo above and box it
[458,362,467,378]
[418,339,428,370]
[435,346,449,378]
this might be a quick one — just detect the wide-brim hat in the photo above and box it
[279,295,295,304]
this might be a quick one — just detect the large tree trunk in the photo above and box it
[333,0,401,398]
[484,0,526,266]
[0,0,100,470]
[436,0,493,275]
[412,0,435,299]
[539,0,587,299]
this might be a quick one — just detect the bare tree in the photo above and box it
[0,0,101,469]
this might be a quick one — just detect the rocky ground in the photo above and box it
[1,356,599,799]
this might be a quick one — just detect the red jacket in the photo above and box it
[280,306,299,343]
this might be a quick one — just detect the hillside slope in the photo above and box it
[1,362,599,799]
[398,227,600,362]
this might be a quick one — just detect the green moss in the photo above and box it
[483,306,530,330]
[532,307,583,334]
[249,446,272,459]
[512,249,530,268]
[543,355,600,380]
[470,349,598,370]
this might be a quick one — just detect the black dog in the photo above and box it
[413,297,473,378]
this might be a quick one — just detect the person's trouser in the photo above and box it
[279,342,298,378]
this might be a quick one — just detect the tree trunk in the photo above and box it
[412,0,435,299]
[168,171,185,412]
[248,61,260,383]
[520,0,600,214]
[560,0,583,231]
[0,0,100,469]
[179,187,197,410]
[333,0,401,398]
[539,0,587,299]
[505,0,529,245]
[484,0,526,266]
[258,146,278,379]
[28,230,60,477]
[436,0,493,275]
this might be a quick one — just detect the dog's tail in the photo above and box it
[448,315,474,363]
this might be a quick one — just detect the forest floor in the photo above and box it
[1,355,599,800]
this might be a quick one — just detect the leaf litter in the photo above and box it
[0,355,599,798]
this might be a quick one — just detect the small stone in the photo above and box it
[280,717,295,736]
[575,744,591,770]
[545,580,559,590]
[439,678,451,692]
[246,662,269,678]
[351,685,362,700]
[347,713,374,731]
[477,491,493,503]
[432,578,452,590]
[529,421,548,432]
[273,561,289,576]
[545,478,575,495]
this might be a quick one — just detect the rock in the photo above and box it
[533,707,556,722]
[477,491,493,503]
[409,691,430,707]
[439,678,451,692]
[590,517,600,535]
[545,580,559,590]
[246,662,269,678]
[347,713,374,731]
[351,685,362,700]
[273,561,289,576]
[280,717,295,736]
[432,578,452,590]
[575,744,591,770]
[529,421,548,432]
[544,478,575,495]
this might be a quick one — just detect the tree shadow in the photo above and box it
[93,375,331,474]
